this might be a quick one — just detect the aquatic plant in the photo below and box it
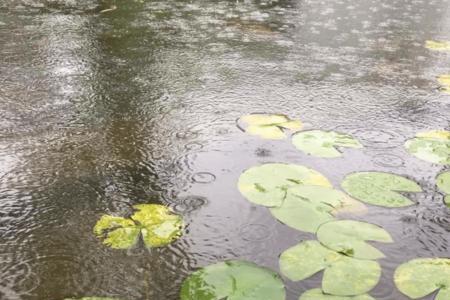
[180,260,286,300]
[292,130,362,158]
[341,172,422,207]
[94,204,183,249]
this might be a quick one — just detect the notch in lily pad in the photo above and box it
[279,241,381,296]
[270,186,366,233]
[238,163,332,207]
[341,172,422,207]
[436,171,450,207]
[292,130,362,158]
[237,113,302,139]
[394,258,450,300]
[317,220,393,260]
[94,204,183,249]
[405,130,450,164]
[425,40,450,51]
[180,260,286,300]
[299,289,375,300]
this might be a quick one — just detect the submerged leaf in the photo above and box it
[405,130,450,164]
[131,204,183,247]
[238,163,332,207]
[292,130,362,158]
[279,241,381,296]
[270,186,365,233]
[317,220,393,260]
[94,216,140,249]
[425,40,450,51]
[239,114,302,139]
[94,204,183,249]
[394,258,450,300]
[299,289,375,300]
[180,260,286,300]
[341,172,422,207]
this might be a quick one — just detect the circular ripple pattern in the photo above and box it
[333,125,406,149]
[171,196,208,214]
[239,223,272,242]
[372,153,405,168]
[191,172,216,184]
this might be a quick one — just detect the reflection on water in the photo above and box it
[0,0,450,299]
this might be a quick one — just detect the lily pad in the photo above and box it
[426,40,450,51]
[292,130,362,158]
[317,220,393,259]
[238,114,302,139]
[394,258,450,300]
[438,74,450,94]
[94,204,183,249]
[238,163,332,207]
[341,172,422,207]
[180,260,286,300]
[436,171,450,206]
[405,130,450,164]
[280,241,381,296]
[270,186,365,233]
[299,289,375,300]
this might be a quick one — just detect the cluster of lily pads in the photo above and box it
[180,112,450,300]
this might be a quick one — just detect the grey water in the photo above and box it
[0,0,450,299]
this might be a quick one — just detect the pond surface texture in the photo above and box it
[1,0,450,299]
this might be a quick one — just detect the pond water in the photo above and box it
[1,0,450,299]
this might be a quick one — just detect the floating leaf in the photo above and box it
[239,114,302,139]
[270,186,365,233]
[425,40,450,51]
[341,172,422,207]
[394,258,450,300]
[438,74,450,94]
[405,130,450,164]
[280,241,380,296]
[238,163,332,207]
[94,204,183,249]
[292,130,362,158]
[317,220,393,260]
[299,289,375,300]
[180,260,286,300]
[437,171,450,206]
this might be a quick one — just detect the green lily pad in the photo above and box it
[405,130,450,164]
[426,40,450,51]
[341,172,422,207]
[270,186,365,233]
[437,171,450,206]
[292,130,362,158]
[180,260,286,300]
[238,163,332,207]
[280,241,381,296]
[239,114,302,139]
[317,220,393,259]
[394,258,450,300]
[299,289,375,300]
[94,204,183,249]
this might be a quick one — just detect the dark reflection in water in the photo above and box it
[1,0,450,299]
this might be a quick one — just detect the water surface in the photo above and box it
[1,0,450,299]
